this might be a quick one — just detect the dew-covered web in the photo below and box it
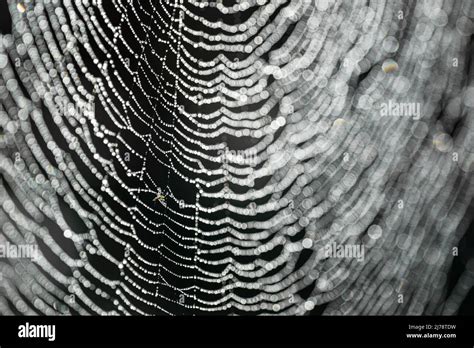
[0,0,474,316]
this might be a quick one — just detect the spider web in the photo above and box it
[0,0,473,316]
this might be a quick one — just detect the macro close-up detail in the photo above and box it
[0,0,474,318]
